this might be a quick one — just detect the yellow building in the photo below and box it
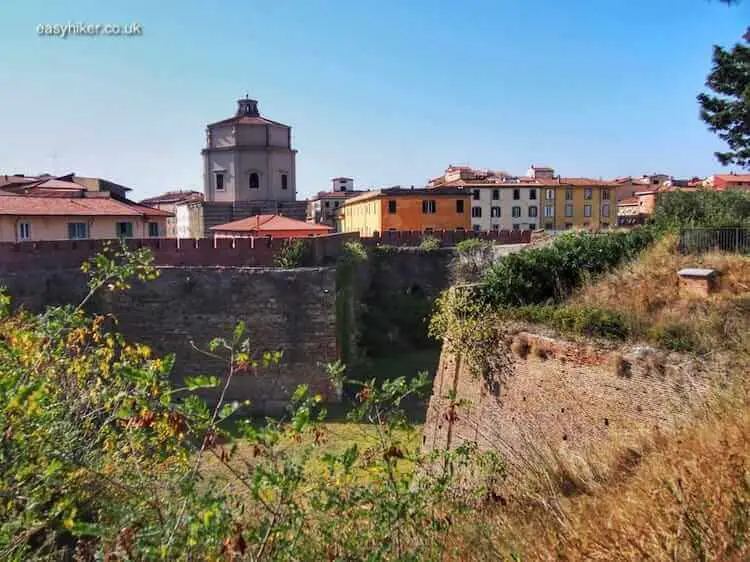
[545,179,617,231]
[338,187,471,236]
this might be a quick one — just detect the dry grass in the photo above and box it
[445,384,750,561]
[570,235,750,351]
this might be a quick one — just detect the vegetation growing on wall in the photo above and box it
[274,239,308,268]
[335,241,368,365]
[452,239,495,284]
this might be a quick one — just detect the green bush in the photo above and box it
[482,229,654,307]
[647,323,697,352]
[455,238,485,254]
[419,235,441,252]
[510,305,631,340]
[274,238,308,268]
[651,190,750,231]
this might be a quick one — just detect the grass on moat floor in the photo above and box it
[204,348,439,484]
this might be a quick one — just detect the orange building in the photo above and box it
[338,187,470,236]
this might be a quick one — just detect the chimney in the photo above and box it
[236,96,260,117]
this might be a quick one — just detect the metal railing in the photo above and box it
[679,227,750,254]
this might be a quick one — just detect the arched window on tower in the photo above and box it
[281,173,288,190]
[249,172,259,189]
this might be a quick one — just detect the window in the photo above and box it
[388,200,397,214]
[472,189,480,200]
[602,189,611,200]
[544,222,553,230]
[565,190,573,201]
[324,201,330,208]
[422,200,437,214]
[68,222,88,240]
[584,205,592,217]
[602,204,610,217]
[491,224,500,231]
[528,206,538,217]
[334,201,340,207]
[512,206,521,218]
[528,223,536,230]
[215,173,225,191]
[513,189,520,200]
[17,222,31,241]
[249,172,259,189]
[584,188,592,200]
[601,222,610,229]
[472,224,481,232]
[148,222,160,237]
[529,188,537,200]
[281,173,288,190]
[565,223,573,230]
[492,189,500,200]
[545,189,555,200]
[456,199,465,213]
[116,222,133,238]
[491,206,501,218]
[565,204,574,217]
[544,205,554,217]
[512,224,520,230]
[471,206,482,218]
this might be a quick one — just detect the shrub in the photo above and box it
[647,322,698,352]
[274,238,307,268]
[651,190,750,231]
[419,235,441,252]
[482,229,654,307]
[453,239,495,283]
[510,305,631,340]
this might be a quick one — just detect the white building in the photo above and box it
[467,182,545,232]
[202,97,297,203]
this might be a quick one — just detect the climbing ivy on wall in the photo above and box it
[335,241,368,365]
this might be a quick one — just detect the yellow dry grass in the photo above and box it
[445,385,750,561]
[571,235,750,351]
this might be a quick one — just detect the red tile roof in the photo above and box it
[139,190,204,205]
[0,195,172,217]
[211,214,332,233]
[714,174,750,182]
[207,115,290,128]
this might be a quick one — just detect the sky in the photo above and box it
[0,1,748,200]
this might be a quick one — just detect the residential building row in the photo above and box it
[0,174,169,243]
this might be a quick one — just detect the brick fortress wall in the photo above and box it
[423,331,728,462]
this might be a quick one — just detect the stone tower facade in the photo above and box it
[202,97,297,203]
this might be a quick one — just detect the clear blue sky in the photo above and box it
[1,0,747,200]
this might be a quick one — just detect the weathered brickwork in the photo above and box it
[1,266,338,414]
[423,331,727,462]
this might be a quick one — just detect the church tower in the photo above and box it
[202,97,297,203]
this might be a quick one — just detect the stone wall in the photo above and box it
[1,266,338,414]
[423,331,728,462]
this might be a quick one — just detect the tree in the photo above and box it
[697,29,750,168]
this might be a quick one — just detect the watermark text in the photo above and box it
[37,22,143,38]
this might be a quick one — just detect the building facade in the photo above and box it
[306,177,368,229]
[0,195,169,242]
[140,190,203,237]
[202,97,297,203]
[338,187,470,236]
[429,165,617,232]
[704,173,750,191]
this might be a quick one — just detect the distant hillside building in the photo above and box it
[176,97,306,238]
[704,173,750,191]
[306,177,369,229]
[139,190,203,237]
